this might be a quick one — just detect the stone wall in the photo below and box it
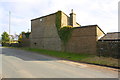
[20,38,30,47]
[97,41,119,58]
[66,26,105,54]
[31,13,62,51]
[30,11,105,54]
[60,11,80,28]
[96,27,105,40]
[61,12,69,27]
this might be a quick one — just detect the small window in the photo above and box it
[40,19,43,22]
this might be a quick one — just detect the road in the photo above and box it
[0,47,118,78]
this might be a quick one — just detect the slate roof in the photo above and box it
[99,32,120,41]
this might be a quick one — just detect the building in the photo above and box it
[99,32,120,41]
[30,10,105,54]
[97,32,120,58]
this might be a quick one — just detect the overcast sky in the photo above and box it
[0,0,119,36]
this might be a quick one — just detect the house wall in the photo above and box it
[61,11,80,28]
[61,12,69,27]
[31,13,62,51]
[96,27,105,40]
[66,26,97,54]
[30,11,105,54]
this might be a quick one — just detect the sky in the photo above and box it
[0,0,119,36]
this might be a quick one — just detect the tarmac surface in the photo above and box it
[0,47,118,78]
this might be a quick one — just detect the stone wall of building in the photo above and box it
[31,13,62,51]
[30,11,105,54]
[96,27,105,40]
[61,11,80,28]
[61,12,69,27]
[66,25,104,54]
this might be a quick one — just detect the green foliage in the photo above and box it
[18,32,30,43]
[59,27,73,45]
[21,47,91,61]
[18,31,25,42]
[56,11,73,45]
[56,11,61,31]
[1,32,10,43]
[21,32,25,34]
[25,32,31,39]
[20,47,119,67]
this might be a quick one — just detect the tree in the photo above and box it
[1,32,10,43]
[18,31,25,43]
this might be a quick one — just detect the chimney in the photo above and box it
[69,9,76,27]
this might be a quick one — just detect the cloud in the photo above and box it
[0,0,119,36]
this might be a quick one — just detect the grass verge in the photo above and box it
[12,47,119,68]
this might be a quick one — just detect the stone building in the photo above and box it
[99,32,120,41]
[97,32,120,58]
[30,10,105,54]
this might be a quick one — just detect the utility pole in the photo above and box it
[9,11,11,44]
[28,29,30,33]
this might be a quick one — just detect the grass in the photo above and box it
[21,48,92,61]
[12,47,119,68]
[82,57,118,67]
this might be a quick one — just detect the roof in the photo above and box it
[99,32,120,41]
[73,24,97,29]
[31,12,57,21]
[31,11,104,31]
[31,10,80,26]
[73,24,105,34]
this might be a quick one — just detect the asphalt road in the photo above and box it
[0,47,118,78]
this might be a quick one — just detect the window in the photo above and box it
[40,19,43,22]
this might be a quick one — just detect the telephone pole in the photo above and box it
[9,11,11,36]
[9,11,11,44]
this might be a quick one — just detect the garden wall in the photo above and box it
[97,41,119,58]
